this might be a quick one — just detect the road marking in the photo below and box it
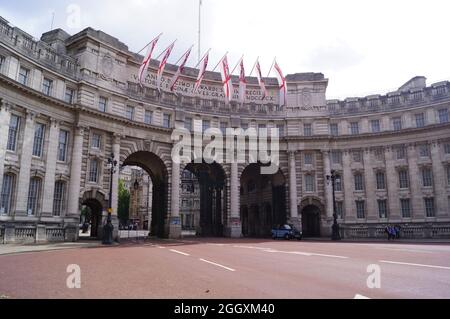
[199,258,236,272]
[310,253,349,259]
[379,260,450,270]
[156,246,165,249]
[375,247,434,254]
[169,249,190,256]
[354,294,371,299]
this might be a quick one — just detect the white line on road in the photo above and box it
[199,258,236,272]
[354,294,371,299]
[169,249,190,256]
[310,253,349,259]
[375,247,434,254]
[379,260,450,270]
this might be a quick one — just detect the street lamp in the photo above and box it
[326,170,341,241]
[103,153,117,245]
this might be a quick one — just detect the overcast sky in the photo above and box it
[1,0,449,99]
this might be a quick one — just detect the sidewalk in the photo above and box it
[0,241,106,256]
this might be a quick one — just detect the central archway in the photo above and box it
[122,151,168,238]
[240,163,287,238]
[183,162,226,237]
[301,205,321,237]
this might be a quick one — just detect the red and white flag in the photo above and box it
[238,58,246,104]
[138,34,162,88]
[193,50,209,93]
[219,55,233,102]
[169,46,192,92]
[254,59,268,100]
[273,60,287,107]
[156,41,175,91]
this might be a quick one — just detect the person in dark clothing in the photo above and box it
[394,225,401,239]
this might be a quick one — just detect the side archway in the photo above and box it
[299,197,325,238]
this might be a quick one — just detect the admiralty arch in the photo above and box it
[1,16,450,243]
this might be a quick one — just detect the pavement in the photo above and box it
[0,237,449,299]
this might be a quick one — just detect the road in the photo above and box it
[0,238,449,299]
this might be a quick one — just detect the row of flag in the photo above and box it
[137,35,287,106]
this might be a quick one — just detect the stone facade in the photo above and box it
[0,17,450,243]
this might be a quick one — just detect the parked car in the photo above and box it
[271,224,302,240]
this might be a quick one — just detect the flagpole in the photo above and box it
[249,57,259,76]
[174,45,194,66]
[230,55,244,75]
[198,0,202,63]
[194,48,211,69]
[136,33,163,55]
[155,40,177,61]
[211,51,229,73]
[266,57,276,77]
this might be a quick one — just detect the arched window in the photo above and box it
[1,174,16,215]
[27,177,42,215]
[53,180,66,216]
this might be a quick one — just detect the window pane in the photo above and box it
[401,199,411,218]
[0,174,15,215]
[42,78,53,96]
[356,201,365,219]
[415,113,425,127]
[89,160,99,183]
[439,109,449,124]
[7,115,20,151]
[144,110,153,125]
[32,123,45,157]
[376,172,386,190]
[27,178,41,215]
[52,181,66,216]
[399,170,409,189]
[354,173,364,191]
[65,88,74,104]
[424,198,435,217]
[58,130,69,161]
[350,122,359,135]
[99,97,107,112]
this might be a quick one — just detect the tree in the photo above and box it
[118,179,130,224]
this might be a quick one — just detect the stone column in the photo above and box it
[322,151,333,219]
[111,134,121,240]
[385,147,401,221]
[288,151,300,229]
[0,99,12,194]
[408,145,424,220]
[41,119,59,218]
[431,141,448,217]
[342,150,355,222]
[66,126,85,219]
[227,160,242,237]
[15,110,36,217]
[169,158,181,238]
[363,148,377,221]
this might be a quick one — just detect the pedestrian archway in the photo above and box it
[240,163,287,237]
[301,205,321,237]
[122,151,168,238]
[81,190,107,239]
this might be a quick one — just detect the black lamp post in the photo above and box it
[326,170,341,241]
[102,154,117,245]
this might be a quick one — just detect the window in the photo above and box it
[305,174,315,192]
[18,67,29,85]
[330,123,339,136]
[376,172,386,190]
[439,109,449,124]
[335,201,343,219]
[354,173,364,191]
[422,168,433,187]
[65,88,74,104]
[399,170,409,189]
[356,201,365,219]
[371,119,380,133]
[202,120,210,132]
[126,106,134,120]
[27,177,41,215]
[7,115,20,151]
[276,124,285,137]
[0,174,15,215]
[42,78,53,96]
[378,200,388,218]
[401,199,411,218]
[415,113,425,128]
[392,117,402,131]
[0,55,5,72]
[184,117,192,131]
[424,198,435,217]
[352,150,362,163]
[350,122,359,135]
[144,110,153,125]
[304,123,312,136]
[396,145,406,160]
[304,153,313,165]
[163,114,171,128]
[91,133,101,149]
[52,181,66,216]
[89,159,99,183]
[98,96,107,112]
[445,143,450,155]
[220,122,228,135]
[335,174,342,191]
[58,130,69,162]
[419,144,430,157]
[32,123,45,157]
[331,151,342,165]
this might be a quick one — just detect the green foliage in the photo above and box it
[118,179,130,223]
